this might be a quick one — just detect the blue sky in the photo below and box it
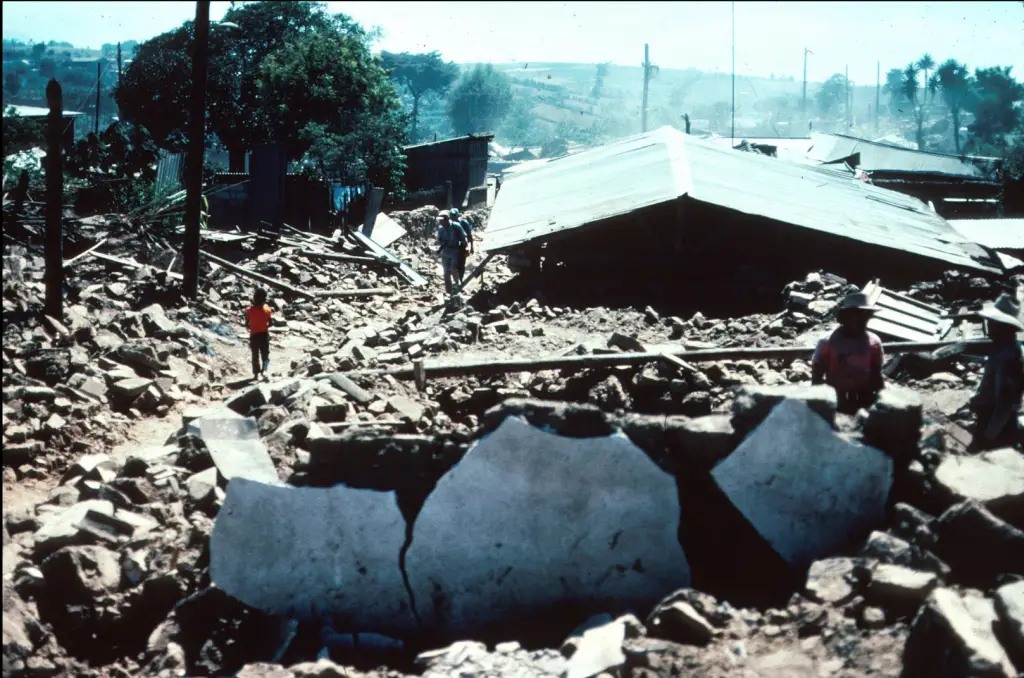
[3,1,1022,85]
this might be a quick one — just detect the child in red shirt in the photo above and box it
[245,288,273,381]
[811,292,885,414]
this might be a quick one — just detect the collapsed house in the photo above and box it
[482,126,1006,295]
[402,134,493,209]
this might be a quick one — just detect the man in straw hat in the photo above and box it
[811,291,885,414]
[969,292,1023,451]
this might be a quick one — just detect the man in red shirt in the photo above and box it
[811,292,885,414]
[246,288,273,381]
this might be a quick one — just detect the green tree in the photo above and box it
[935,59,973,154]
[591,62,610,99]
[2,107,44,157]
[258,25,408,193]
[916,53,935,105]
[39,57,56,79]
[499,93,539,147]
[446,63,513,136]
[816,73,849,117]
[379,51,459,143]
[4,71,20,96]
[30,42,45,64]
[967,66,1024,151]
[883,67,904,116]
[901,63,925,149]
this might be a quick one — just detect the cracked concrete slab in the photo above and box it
[209,478,416,634]
[405,416,689,638]
[711,399,893,569]
[187,408,279,485]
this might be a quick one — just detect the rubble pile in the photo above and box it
[4,199,1023,678]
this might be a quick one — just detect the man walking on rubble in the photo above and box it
[436,211,466,298]
[811,291,885,414]
[450,208,474,282]
[969,292,1024,451]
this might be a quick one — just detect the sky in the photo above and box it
[2,1,1022,85]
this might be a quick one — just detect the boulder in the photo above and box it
[859,530,950,577]
[226,384,271,416]
[210,478,415,634]
[866,564,939,610]
[40,545,121,604]
[903,588,1016,678]
[862,386,923,463]
[712,399,892,569]
[933,455,1024,529]
[405,416,689,638]
[730,385,837,436]
[933,502,1024,588]
[804,557,858,605]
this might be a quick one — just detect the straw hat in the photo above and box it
[837,291,878,314]
[978,293,1024,331]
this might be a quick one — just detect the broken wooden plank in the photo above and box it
[459,252,496,291]
[317,372,373,404]
[347,229,426,287]
[201,251,315,300]
[314,287,395,299]
[63,238,109,268]
[328,419,404,430]
[295,249,397,266]
[659,351,698,374]
[354,339,994,381]
[93,251,184,280]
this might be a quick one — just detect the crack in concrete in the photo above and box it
[399,513,421,630]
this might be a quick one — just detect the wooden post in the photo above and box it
[14,170,29,215]
[445,181,453,210]
[95,61,101,135]
[875,61,880,132]
[413,359,427,392]
[182,0,211,299]
[45,79,64,320]
[642,43,650,133]
[362,186,384,237]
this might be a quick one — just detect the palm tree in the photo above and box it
[901,63,925,149]
[883,68,904,116]
[936,59,972,154]
[927,73,940,108]
[917,53,935,106]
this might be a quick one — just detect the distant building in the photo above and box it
[3,104,84,152]
[402,133,493,208]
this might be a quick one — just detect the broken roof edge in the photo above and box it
[820,132,1002,164]
[403,133,495,151]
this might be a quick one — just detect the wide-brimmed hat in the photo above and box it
[978,293,1024,331]
[837,292,878,314]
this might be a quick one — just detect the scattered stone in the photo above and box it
[730,384,837,435]
[867,564,938,609]
[862,385,923,463]
[186,467,219,504]
[40,545,121,603]
[934,501,1024,588]
[933,455,1024,528]
[994,581,1024,665]
[564,616,627,678]
[647,600,715,646]
[386,395,424,422]
[805,558,857,605]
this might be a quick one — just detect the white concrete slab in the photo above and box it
[369,213,408,248]
[210,478,416,634]
[187,407,279,485]
[711,399,893,569]
[406,416,689,637]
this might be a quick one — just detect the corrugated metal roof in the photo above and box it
[948,219,1024,251]
[807,132,995,177]
[3,104,84,118]
[403,133,494,151]
[707,136,815,164]
[483,126,1002,275]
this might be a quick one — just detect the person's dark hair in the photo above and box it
[253,288,267,306]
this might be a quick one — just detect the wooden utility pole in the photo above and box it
[801,47,808,114]
[45,79,64,320]
[642,44,650,133]
[116,42,122,119]
[844,64,850,129]
[875,61,880,131]
[94,62,101,135]
[182,0,211,299]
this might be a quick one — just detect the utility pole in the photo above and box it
[801,47,808,115]
[182,0,210,299]
[95,61,101,135]
[642,43,650,133]
[45,80,64,320]
[731,1,735,143]
[875,61,880,131]
[117,42,122,119]
[844,64,850,129]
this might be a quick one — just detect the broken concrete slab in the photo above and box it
[186,408,279,485]
[712,399,892,570]
[405,416,689,638]
[866,564,939,609]
[994,581,1024,666]
[730,385,837,436]
[320,373,372,404]
[226,383,271,416]
[210,478,415,634]
[903,587,1017,678]
[646,600,715,646]
[386,395,423,422]
[862,385,923,463]
[32,500,115,556]
[564,616,628,678]
[933,455,1024,529]
[186,467,218,504]
[983,448,1024,475]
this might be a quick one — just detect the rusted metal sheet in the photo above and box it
[862,280,985,343]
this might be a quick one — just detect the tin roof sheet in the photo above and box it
[948,219,1024,251]
[807,132,995,177]
[483,126,1001,275]
[3,104,84,118]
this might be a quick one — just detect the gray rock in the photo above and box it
[994,581,1024,665]
[406,416,689,638]
[564,616,628,678]
[805,557,858,605]
[933,455,1024,529]
[210,478,415,634]
[110,378,154,398]
[663,414,738,471]
[33,500,115,557]
[2,582,43,668]
[859,530,950,577]
[867,564,939,608]
[712,399,892,569]
[41,545,121,603]
[416,640,567,678]
[647,600,715,645]
[934,501,1024,587]
[983,448,1024,475]
[862,386,923,463]
[608,332,646,353]
[386,395,424,422]
[185,467,218,504]
[903,587,1016,678]
[226,384,270,416]
[730,384,837,435]
[112,340,168,372]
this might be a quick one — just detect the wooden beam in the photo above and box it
[201,251,315,299]
[93,251,184,280]
[314,287,395,298]
[62,237,109,268]
[295,249,396,266]
[351,339,993,381]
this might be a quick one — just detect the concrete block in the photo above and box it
[712,399,892,569]
[210,478,415,634]
[862,385,923,463]
[226,383,270,416]
[187,408,279,485]
[994,581,1024,665]
[933,455,1024,529]
[730,385,837,436]
[406,416,689,638]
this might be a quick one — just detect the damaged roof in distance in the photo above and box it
[482,126,1002,275]
[807,132,998,178]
